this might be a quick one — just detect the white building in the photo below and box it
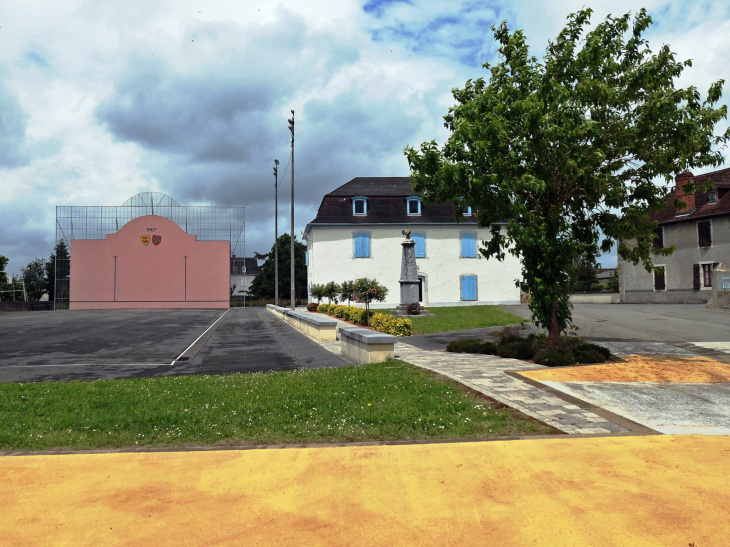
[303,177,521,307]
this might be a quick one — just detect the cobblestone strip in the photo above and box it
[298,312,628,435]
[393,343,628,434]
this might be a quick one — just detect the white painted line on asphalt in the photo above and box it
[3,363,172,368]
[170,309,230,365]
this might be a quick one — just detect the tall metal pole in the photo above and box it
[243,206,246,308]
[288,110,295,310]
[273,159,279,306]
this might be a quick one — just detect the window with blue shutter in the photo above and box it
[354,232,370,258]
[461,275,477,301]
[305,250,309,265]
[461,232,476,258]
[412,232,426,258]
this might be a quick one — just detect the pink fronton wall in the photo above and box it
[70,215,229,309]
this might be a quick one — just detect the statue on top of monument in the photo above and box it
[401,226,411,239]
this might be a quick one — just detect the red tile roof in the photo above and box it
[653,167,730,226]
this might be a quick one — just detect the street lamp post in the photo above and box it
[288,110,295,310]
[273,159,279,306]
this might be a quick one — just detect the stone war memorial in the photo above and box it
[392,226,431,317]
[55,192,245,310]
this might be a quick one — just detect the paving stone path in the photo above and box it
[311,314,629,435]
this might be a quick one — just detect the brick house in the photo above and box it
[621,168,730,302]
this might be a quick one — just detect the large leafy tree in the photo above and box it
[405,9,728,343]
[249,234,307,301]
[21,258,48,301]
[0,255,10,301]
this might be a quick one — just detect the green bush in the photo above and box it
[349,308,367,325]
[316,303,328,313]
[573,348,607,364]
[368,313,412,337]
[534,348,575,367]
[574,342,611,360]
[446,339,497,354]
[391,318,413,337]
[333,305,347,318]
[496,339,537,360]
[306,303,318,312]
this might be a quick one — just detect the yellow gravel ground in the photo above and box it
[2,435,729,546]
[522,355,730,383]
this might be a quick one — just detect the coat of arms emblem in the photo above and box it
[152,235,162,246]
[140,235,150,246]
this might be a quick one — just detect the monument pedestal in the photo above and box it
[391,236,431,317]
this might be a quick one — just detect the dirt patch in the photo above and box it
[522,355,730,383]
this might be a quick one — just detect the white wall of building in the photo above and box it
[306,224,521,306]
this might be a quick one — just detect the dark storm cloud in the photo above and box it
[0,208,54,274]
[95,9,436,254]
[98,59,279,163]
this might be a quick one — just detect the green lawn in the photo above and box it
[0,362,555,451]
[388,305,525,334]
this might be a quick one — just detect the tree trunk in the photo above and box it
[548,297,560,346]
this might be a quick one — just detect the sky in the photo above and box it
[2,0,730,274]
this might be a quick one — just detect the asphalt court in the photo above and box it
[0,308,349,382]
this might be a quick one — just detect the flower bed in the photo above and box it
[314,303,412,337]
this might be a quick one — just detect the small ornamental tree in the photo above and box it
[323,281,341,304]
[405,9,729,344]
[352,278,388,326]
[339,280,355,305]
[309,283,326,304]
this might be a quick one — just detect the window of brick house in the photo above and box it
[703,264,713,287]
[654,266,666,291]
[698,221,712,247]
[653,227,664,249]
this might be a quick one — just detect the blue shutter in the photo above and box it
[305,251,309,265]
[413,232,425,258]
[461,233,476,257]
[461,276,477,301]
[354,233,370,258]
[363,233,370,257]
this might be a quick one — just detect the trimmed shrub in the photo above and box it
[574,342,611,360]
[316,303,328,313]
[446,339,497,354]
[573,348,607,364]
[391,318,412,337]
[368,313,412,336]
[534,348,575,367]
[325,304,337,315]
[333,305,347,318]
[306,303,318,312]
[496,339,537,360]
[349,308,367,325]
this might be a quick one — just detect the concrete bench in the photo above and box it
[266,305,337,341]
[339,327,396,364]
[265,304,289,318]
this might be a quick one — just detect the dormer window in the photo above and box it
[352,197,367,216]
[406,197,421,216]
[709,189,718,204]
[458,197,472,216]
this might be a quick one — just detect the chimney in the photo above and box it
[674,172,695,211]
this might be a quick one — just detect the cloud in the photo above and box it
[0,0,729,274]
[0,69,31,169]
